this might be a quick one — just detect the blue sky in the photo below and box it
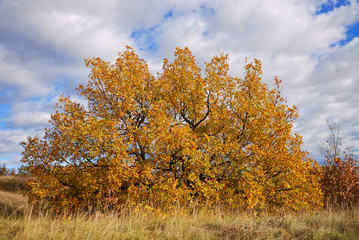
[1,0,359,168]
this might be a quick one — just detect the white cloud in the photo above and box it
[6,112,51,128]
[0,128,40,153]
[0,128,44,168]
[0,47,53,100]
[292,37,359,159]
[0,0,359,165]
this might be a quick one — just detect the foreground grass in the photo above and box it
[1,203,359,240]
[0,184,358,239]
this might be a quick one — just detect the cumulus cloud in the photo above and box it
[0,47,53,100]
[0,0,359,167]
[4,99,57,128]
[0,128,41,159]
[0,128,43,168]
[297,37,359,157]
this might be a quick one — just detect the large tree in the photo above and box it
[21,47,322,212]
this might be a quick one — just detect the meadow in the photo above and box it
[0,176,359,240]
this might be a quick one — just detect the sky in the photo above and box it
[0,0,359,168]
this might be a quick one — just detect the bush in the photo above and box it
[319,122,359,208]
[0,164,9,176]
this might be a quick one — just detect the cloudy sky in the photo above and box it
[1,0,359,168]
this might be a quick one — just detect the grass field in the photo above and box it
[1,176,359,239]
[0,175,30,193]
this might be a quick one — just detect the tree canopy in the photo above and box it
[21,46,322,212]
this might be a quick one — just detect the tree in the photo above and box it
[319,122,359,208]
[0,164,8,176]
[17,165,30,177]
[21,46,322,212]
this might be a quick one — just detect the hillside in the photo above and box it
[0,176,28,217]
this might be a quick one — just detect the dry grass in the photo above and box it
[0,190,27,217]
[0,177,358,239]
[0,203,359,239]
[0,176,29,193]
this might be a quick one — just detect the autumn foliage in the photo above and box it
[319,122,359,208]
[21,47,322,212]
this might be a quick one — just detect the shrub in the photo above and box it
[319,122,359,208]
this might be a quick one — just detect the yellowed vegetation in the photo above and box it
[0,175,29,193]
[0,205,359,239]
[1,192,359,240]
[21,47,322,213]
[0,190,27,209]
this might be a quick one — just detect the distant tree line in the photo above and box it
[0,164,29,177]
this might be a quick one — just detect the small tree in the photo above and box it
[21,47,322,212]
[319,122,359,208]
[0,164,9,176]
[17,165,30,177]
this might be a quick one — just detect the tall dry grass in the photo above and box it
[1,176,359,240]
[1,202,359,239]
[0,176,30,193]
